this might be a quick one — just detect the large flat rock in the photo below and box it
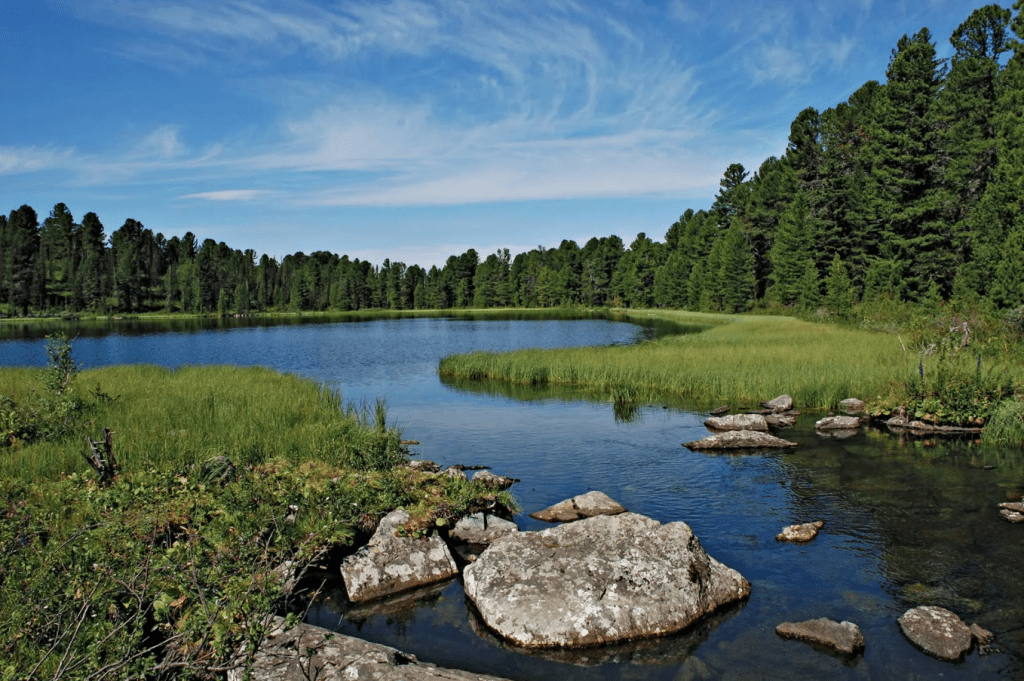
[340,509,458,603]
[703,414,769,432]
[530,491,627,523]
[230,617,512,681]
[898,605,973,661]
[776,618,865,656]
[684,430,797,450]
[463,512,750,649]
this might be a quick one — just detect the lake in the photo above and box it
[1,314,1022,679]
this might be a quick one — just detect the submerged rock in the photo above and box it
[898,605,973,661]
[709,405,730,415]
[230,616,512,681]
[999,502,1024,523]
[886,416,983,434]
[683,430,798,450]
[463,512,750,649]
[704,414,769,432]
[760,395,794,413]
[340,509,458,603]
[776,521,824,543]
[530,490,627,523]
[450,512,519,544]
[775,618,865,656]
[815,415,861,431]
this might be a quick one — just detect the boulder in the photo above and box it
[838,398,867,414]
[815,416,861,431]
[1000,509,1024,523]
[406,459,440,473]
[760,395,794,413]
[472,470,518,490]
[463,512,750,648]
[709,405,730,416]
[775,618,865,656]
[898,606,973,661]
[683,430,798,450]
[530,491,627,523]
[340,509,458,603]
[443,467,467,481]
[703,414,769,432]
[763,414,796,428]
[776,521,824,543]
[230,616,512,681]
[450,513,519,544]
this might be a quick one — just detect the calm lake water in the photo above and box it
[2,314,1023,680]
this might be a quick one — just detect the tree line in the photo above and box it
[2,2,1022,318]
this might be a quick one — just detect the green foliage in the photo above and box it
[982,397,1024,445]
[824,255,855,319]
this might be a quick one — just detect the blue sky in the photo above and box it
[0,0,997,267]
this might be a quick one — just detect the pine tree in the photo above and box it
[768,192,815,306]
[990,220,1024,307]
[717,220,757,313]
[824,254,855,319]
[797,260,822,314]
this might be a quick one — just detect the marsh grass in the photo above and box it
[439,312,914,409]
[0,364,407,481]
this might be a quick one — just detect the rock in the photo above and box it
[703,414,769,432]
[400,439,421,445]
[1000,509,1024,523]
[815,415,861,431]
[760,395,794,413]
[971,623,995,646]
[898,606,973,661]
[406,459,439,472]
[776,521,824,543]
[340,509,458,603]
[886,416,983,434]
[838,398,867,414]
[709,405,730,416]
[530,491,627,523]
[463,512,750,648]
[230,616,512,681]
[775,618,865,656]
[998,501,1024,513]
[450,513,519,544]
[763,414,796,428]
[472,470,518,490]
[271,560,299,596]
[443,467,467,481]
[683,430,798,450]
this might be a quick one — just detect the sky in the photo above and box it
[0,0,1000,267]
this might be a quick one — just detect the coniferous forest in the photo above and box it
[2,3,1023,319]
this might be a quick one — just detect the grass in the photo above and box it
[439,310,915,409]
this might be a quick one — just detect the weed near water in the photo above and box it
[439,312,909,409]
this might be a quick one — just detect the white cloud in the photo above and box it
[179,189,274,201]
[0,146,76,175]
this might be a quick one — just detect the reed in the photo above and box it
[439,312,914,409]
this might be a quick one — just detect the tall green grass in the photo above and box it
[0,364,405,481]
[439,312,913,409]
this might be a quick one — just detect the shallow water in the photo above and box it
[2,315,1023,679]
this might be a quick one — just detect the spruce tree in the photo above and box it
[768,192,814,306]
[717,220,757,313]
[824,254,855,319]
[797,260,822,314]
[990,221,1024,307]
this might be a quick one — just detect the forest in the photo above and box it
[1,3,1022,319]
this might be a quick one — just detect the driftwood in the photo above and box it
[84,428,117,484]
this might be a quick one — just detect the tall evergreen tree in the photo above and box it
[768,192,815,306]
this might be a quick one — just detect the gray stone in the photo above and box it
[763,413,796,428]
[340,510,458,603]
[229,616,511,681]
[971,623,995,646]
[450,513,519,544]
[463,512,750,648]
[709,405,730,416]
[775,618,865,656]
[886,416,982,434]
[683,430,798,450]
[472,470,518,490]
[998,501,1024,513]
[443,467,467,481]
[815,415,861,431]
[529,491,627,523]
[838,398,867,414]
[704,414,769,432]
[776,520,824,543]
[898,606,973,661]
[1000,509,1024,523]
[407,459,440,473]
[760,395,794,412]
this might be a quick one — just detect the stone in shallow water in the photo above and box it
[898,605,973,661]
[683,430,797,450]
[776,520,824,543]
[775,618,865,656]
[760,395,794,412]
[703,414,769,432]
[340,509,457,603]
[463,512,750,649]
[814,415,861,431]
[838,398,867,414]
[529,490,627,523]
[450,512,519,544]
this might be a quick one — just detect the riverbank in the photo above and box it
[0,362,513,677]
